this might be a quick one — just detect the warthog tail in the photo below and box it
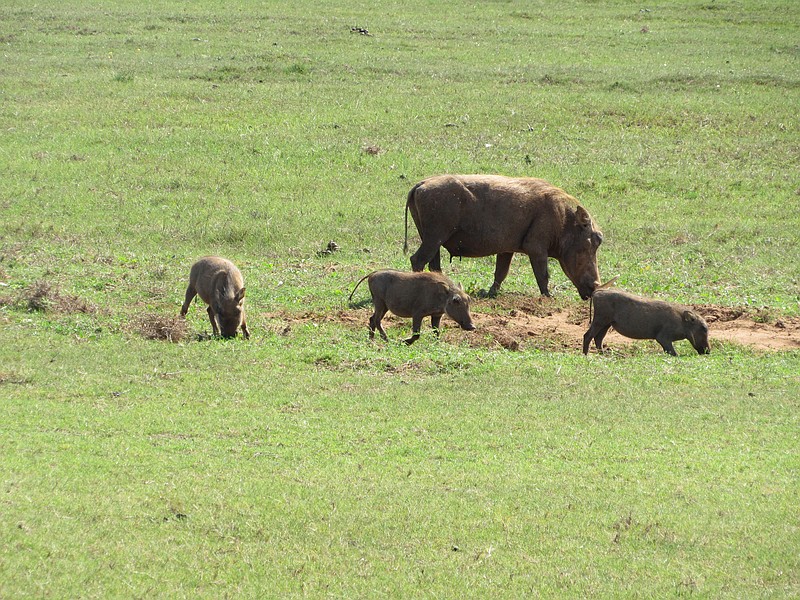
[403,203,409,255]
[404,181,423,255]
[347,273,373,305]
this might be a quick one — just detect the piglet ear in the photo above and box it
[575,205,592,227]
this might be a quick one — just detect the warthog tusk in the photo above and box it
[595,276,619,291]
[588,276,619,324]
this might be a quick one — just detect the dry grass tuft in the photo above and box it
[133,313,189,342]
[24,280,54,312]
[22,280,95,314]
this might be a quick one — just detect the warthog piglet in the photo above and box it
[583,289,709,356]
[180,256,250,339]
[349,269,475,345]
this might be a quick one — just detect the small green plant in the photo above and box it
[285,62,310,75]
[112,71,134,83]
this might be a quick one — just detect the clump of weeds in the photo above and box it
[131,313,189,342]
[21,280,96,314]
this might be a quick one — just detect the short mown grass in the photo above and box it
[1,0,799,596]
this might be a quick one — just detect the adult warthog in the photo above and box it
[404,174,603,299]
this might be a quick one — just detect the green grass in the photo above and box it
[1,0,799,596]
[2,327,799,596]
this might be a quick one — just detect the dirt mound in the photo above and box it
[264,296,800,353]
[695,309,800,351]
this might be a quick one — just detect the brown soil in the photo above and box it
[264,295,800,353]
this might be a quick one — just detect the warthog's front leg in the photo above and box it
[430,313,442,337]
[206,306,220,336]
[583,322,611,355]
[656,337,678,356]
[410,242,443,273]
[529,254,551,297]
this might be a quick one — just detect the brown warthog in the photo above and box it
[583,289,710,356]
[180,256,250,339]
[348,269,475,345]
[404,174,603,299]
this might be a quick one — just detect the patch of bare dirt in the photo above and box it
[692,305,800,352]
[262,296,800,353]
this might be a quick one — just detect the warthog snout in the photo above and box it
[689,326,711,355]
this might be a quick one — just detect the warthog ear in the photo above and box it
[683,310,698,323]
[451,294,462,304]
[235,287,246,303]
[575,205,592,227]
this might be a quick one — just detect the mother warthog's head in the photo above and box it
[558,205,603,300]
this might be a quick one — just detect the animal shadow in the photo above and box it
[348,298,373,309]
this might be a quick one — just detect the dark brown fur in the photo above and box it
[583,289,710,356]
[349,269,475,345]
[404,174,603,300]
[180,256,250,339]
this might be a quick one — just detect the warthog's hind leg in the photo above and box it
[489,252,514,296]
[180,284,196,317]
[369,302,389,341]
[404,315,424,345]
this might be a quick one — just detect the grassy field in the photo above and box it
[1,0,799,597]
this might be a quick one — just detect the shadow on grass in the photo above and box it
[347,298,374,309]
